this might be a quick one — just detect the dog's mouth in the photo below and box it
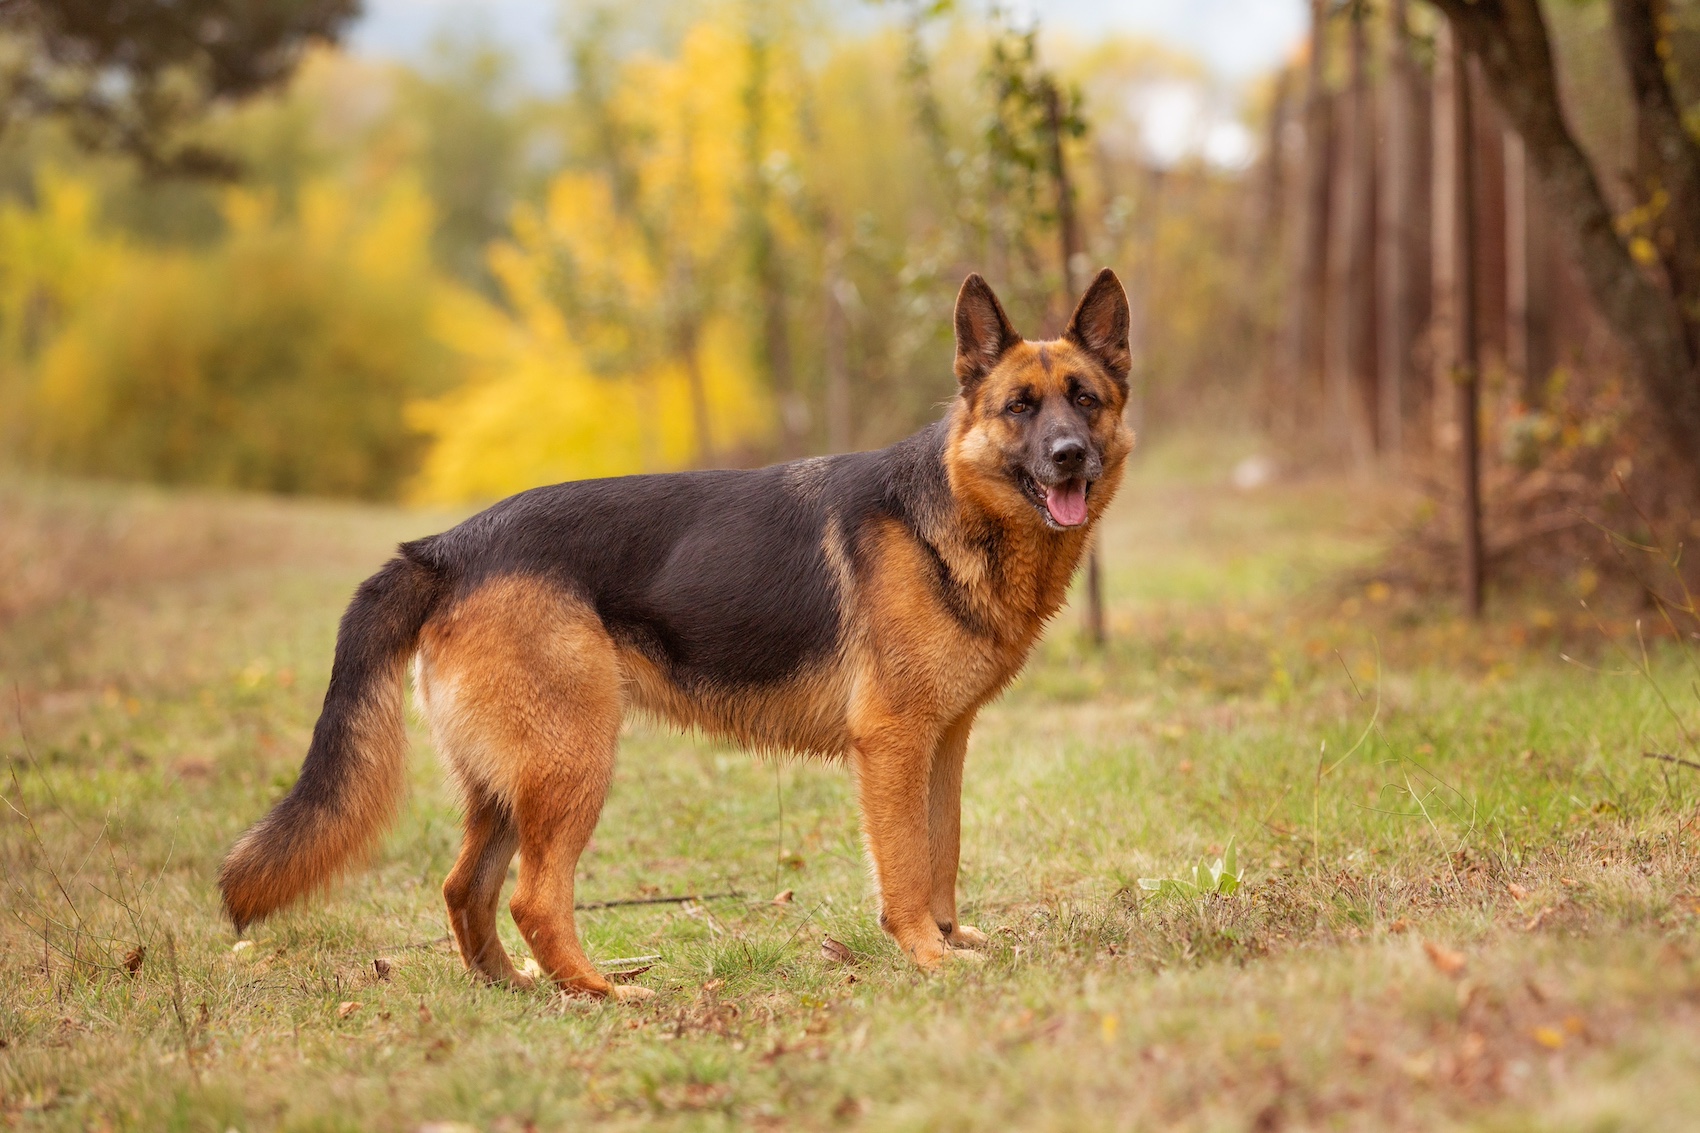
[1017,471,1091,529]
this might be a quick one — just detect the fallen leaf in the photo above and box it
[373,957,395,981]
[1507,883,1531,901]
[1387,918,1411,934]
[1530,1025,1565,1050]
[336,1001,362,1020]
[122,947,145,976]
[820,938,854,965]
[1423,940,1467,977]
[772,888,794,905]
[1560,877,1581,889]
[700,978,725,995]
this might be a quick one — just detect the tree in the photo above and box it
[1327,0,1377,463]
[0,0,358,177]
[1377,0,1426,459]
[1428,0,1700,482]
[1284,0,1334,436]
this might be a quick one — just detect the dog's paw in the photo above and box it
[610,983,656,1003]
[947,924,989,949]
[906,936,950,970]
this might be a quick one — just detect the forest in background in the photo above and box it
[3,0,1700,607]
[0,0,1261,504]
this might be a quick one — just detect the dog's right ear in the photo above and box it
[953,273,1021,395]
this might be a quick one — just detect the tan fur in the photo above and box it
[218,652,412,930]
[410,330,1134,991]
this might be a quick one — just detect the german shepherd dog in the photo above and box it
[219,269,1134,1000]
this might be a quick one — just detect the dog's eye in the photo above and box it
[1006,400,1030,415]
[1075,393,1098,410]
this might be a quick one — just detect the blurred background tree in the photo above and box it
[0,0,359,177]
[3,0,1696,610]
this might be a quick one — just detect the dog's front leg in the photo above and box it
[851,715,952,968]
[928,712,988,950]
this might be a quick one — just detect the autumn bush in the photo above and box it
[4,175,452,498]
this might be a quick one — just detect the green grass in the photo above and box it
[3,444,1699,1132]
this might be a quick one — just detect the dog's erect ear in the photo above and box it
[953,273,1021,394]
[1064,268,1132,386]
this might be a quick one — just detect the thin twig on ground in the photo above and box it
[1645,751,1700,772]
[574,891,739,911]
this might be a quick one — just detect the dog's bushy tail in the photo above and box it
[219,550,444,932]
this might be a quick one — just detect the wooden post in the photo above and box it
[1043,78,1105,647]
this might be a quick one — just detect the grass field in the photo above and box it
[3,438,1699,1132]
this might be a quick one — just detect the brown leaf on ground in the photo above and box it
[772,888,794,905]
[1507,883,1531,901]
[373,957,394,980]
[336,1001,362,1019]
[820,938,854,964]
[122,947,145,976]
[1387,918,1411,934]
[1423,941,1467,976]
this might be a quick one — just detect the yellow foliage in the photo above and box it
[408,288,770,504]
[12,173,455,497]
[406,12,787,503]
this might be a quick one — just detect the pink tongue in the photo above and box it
[1045,481,1089,527]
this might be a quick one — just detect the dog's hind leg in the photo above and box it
[443,785,523,985]
[420,577,645,1001]
[927,711,988,950]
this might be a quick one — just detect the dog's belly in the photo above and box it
[616,646,854,758]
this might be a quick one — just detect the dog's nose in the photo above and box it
[1049,439,1087,474]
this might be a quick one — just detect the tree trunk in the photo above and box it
[1044,79,1106,648]
[1430,0,1700,478]
[1455,35,1482,619]
[824,230,852,454]
[1284,0,1334,434]
[1502,125,1554,405]
[1326,1,1377,464]
[1258,68,1290,432]
[1431,23,1458,455]
[1377,0,1418,461]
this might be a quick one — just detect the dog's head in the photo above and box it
[946,268,1135,532]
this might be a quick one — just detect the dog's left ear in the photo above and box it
[1064,268,1132,386]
